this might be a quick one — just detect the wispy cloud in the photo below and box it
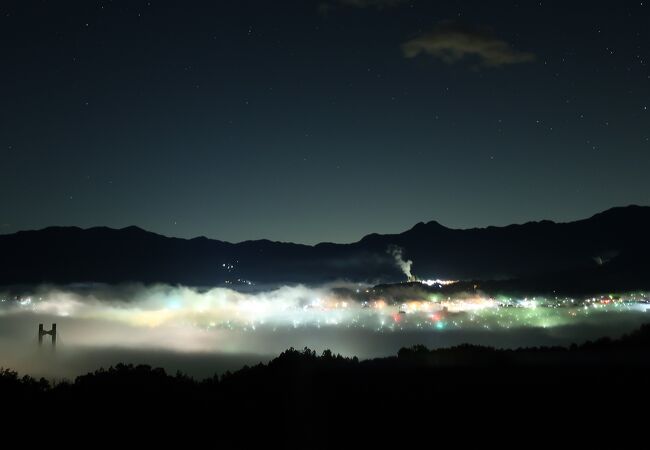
[402,22,536,68]
[335,0,407,7]
[319,0,407,14]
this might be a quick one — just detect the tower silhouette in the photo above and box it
[38,323,57,349]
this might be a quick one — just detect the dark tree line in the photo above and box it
[2,324,650,440]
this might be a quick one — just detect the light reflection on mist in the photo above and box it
[0,283,649,379]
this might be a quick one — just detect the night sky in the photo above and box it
[1,0,648,244]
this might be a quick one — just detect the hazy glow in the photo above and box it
[420,279,458,286]
[1,285,649,345]
[1,284,649,379]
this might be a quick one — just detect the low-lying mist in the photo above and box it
[1,283,648,379]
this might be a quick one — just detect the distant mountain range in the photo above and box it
[1,205,649,292]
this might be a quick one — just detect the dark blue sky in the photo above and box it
[1,0,648,243]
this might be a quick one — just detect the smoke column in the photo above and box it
[388,246,414,281]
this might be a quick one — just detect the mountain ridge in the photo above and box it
[4,204,646,246]
[1,205,649,289]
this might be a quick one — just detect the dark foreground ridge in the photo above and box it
[3,324,650,437]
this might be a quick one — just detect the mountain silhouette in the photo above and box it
[1,205,649,290]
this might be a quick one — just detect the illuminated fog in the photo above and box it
[1,283,648,379]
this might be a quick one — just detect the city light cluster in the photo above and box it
[2,286,648,334]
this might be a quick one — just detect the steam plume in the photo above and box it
[388,246,414,281]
